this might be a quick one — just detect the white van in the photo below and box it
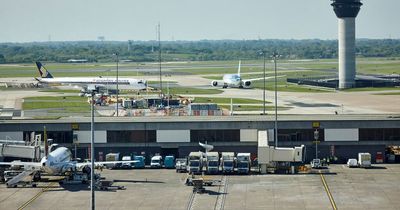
[347,159,358,168]
[121,156,133,169]
[150,156,163,168]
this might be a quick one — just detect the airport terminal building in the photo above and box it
[0,115,399,163]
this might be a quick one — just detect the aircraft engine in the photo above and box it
[211,81,219,87]
[243,80,252,88]
[82,165,91,175]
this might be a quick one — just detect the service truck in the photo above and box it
[164,156,175,169]
[105,153,120,169]
[133,156,145,168]
[236,153,251,174]
[121,156,133,169]
[175,158,188,173]
[206,152,219,174]
[358,153,371,168]
[221,152,235,174]
[188,152,204,174]
[150,155,163,168]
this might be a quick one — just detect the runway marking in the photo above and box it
[320,172,337,210]
[17,182,55,210]
[214,175,227,210]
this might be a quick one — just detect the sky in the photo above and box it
[0,0,399,42]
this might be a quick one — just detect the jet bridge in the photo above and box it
[257,130,305,174]
[0,143,41,161]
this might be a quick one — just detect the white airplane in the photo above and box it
[34,61,147,92]
[0,145,137,176]
[210,60,284,89]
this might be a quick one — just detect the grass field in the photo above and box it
[191,97,292,112]
[192,97,267,104]
[219,105,290,111]
[1,58,399,77]
[373,92,400,95]
[166,87,223,95]
[249,79,332,92]
[21,95,278,114]
[147,81,177,85]
[2,58,398,94]
[39,89,80,93]
[23,96,89,112]
[343,87,400,92]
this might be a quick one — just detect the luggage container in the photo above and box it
[164,156,175,169]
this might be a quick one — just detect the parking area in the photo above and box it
[1,164,400,210]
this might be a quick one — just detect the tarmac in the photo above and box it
[1,164,400,210]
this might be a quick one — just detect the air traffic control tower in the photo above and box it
[331,0,362,89]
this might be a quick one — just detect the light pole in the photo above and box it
[314,129,320,159]
[105,69,111,94]
[259,50,266,115]
[272,52,279,147]
[157,23,163,106]
[90,91,95,210]
[115,53,119,117]
[80,87,98,210]
[165,74,170,107]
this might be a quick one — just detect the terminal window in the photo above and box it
[359,128,400,141]
[277,129,325,142]
[190,129,240,142]
[107,130,156,143]
[23,131,73,144]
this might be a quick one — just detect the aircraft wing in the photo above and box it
[244,75,286,82]
[0,161,42,170]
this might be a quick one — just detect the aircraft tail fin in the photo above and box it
[237,60,241,76]
[35,61,54,78]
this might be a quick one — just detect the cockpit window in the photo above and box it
[230,75,240,80]
[224,74,240,81]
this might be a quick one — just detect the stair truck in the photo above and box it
[188,152,203,174]
[206,152,219,174]
[221,152,235,174]
[236,153,251,174]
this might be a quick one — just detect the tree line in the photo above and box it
[0,39,399,64]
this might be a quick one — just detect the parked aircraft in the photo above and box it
[210,61,283,88]
[34,61,147,92]
[0,145,137,176]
